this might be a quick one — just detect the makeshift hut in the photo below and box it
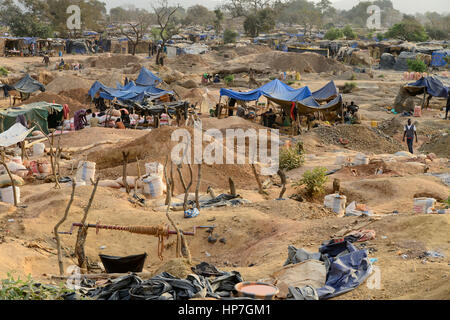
[0,102,63,134]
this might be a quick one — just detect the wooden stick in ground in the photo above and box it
[1,148,17,206]
[277,169,287,199]
[195,164,201,210]
[122,151,130,193]
[177,164,193,212]
[74,177,100,270]
[251,163,265,195]
[163,157,181,258]
[207,186,216,199]
[54,180,76,275]
[228,177,236,196]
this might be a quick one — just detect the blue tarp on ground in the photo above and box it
[220,79,312,103]
[135,67,162,86]
[13,74,45,93]
[405,76,449,98]
[311,80,338,101]
[316,241,372,299]
[431,50,449,68]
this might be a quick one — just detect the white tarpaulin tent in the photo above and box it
[0,123,34,147]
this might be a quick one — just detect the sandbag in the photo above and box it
[98,180,122,189]
[413,198,436,214]
[0,174,25,188]
[272,260,326,299]
[0,186,20,204]
[6,162,27,173]
[33,143,45,156]
[144,162,164,177]
[324,194,346,215]
[76,161,96,183]
[115,176,143,188]
[142,175,165,198]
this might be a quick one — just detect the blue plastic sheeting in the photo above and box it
[316,241,372,300]
[431,50,449,67]
[88,81,109,98]
[13,74,45,93]
[135,67,162,86]
[311,81,338,101]
[220,79,312,103]
[298,94,342,110]
[406,76,449,98]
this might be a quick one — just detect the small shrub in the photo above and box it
[279,141,305,170]
[343,82,357,93]
[224,74,234,85]
[287,80,295,85]
[0,66,8,76]
[0,273,74,300]
[269,76,276,80]
[378,74,384,78]
[407,58,427,73]
[293,166,328,196]
[223,29,238,44]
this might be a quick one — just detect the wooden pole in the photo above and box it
[74,178,100,270]
[277,169,287,199]
[251,163,265,195]
[122,151,130,193]
[54,180,76,275]
[1,148,17,206]
[228,177,236,196]
[195,164,201,210]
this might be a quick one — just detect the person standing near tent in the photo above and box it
[74,109,88,130]
[403,119,418,154]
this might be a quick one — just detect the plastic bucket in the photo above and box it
[99,253,147,273]
[142,176,164,198]
[371,121,377,128]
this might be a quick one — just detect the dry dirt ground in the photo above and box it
[0,49,449,300]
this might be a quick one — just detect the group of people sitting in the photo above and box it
[202,73,220,84]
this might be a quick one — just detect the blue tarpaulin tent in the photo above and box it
[135,67,162,86]
[220,79,312,103]
[311,80,338,102]
[88,68,171,103]
[405,76,449,98]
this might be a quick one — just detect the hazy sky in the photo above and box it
[104,0,449,14]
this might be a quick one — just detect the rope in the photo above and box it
[117,225,167,260]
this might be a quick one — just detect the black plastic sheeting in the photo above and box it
[64,264,244,300]
[13,74,45,93]
[99,253,147,273]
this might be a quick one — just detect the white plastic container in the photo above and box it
[12,156,22,165]
[142,175,165,198]
[144,162,164,177]
[75,161,96,183]
[0,186,20,204]
[413,198,436,214]
[33,143,45,156]
[324,193,347,215]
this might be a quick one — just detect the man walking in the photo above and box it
[402,119,418,154]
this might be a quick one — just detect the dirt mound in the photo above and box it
[202,116,266,134]
[88,55,141,69]
[87,126,259,193]
[269,52,347,73]
[377,116,404,136]
[154,258,192,278]
[311,124,404,154]
[182,88,219,113]
[419,133,450,158]
[25,92,85,117]
[46,74,94,93]
[167,54,210,73]
[234,45,272,56]
[50,127,148,148]
[248,199,336,220]
[58,88,90,105]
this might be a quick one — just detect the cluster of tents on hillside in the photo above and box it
[88,67,174,105]
[220,79,342,118]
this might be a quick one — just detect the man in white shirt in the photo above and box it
[402,119,418,154]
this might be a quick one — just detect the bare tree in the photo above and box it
[120,13,151,56]
[152,0,180,65]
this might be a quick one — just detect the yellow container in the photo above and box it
[371,121,377,128]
